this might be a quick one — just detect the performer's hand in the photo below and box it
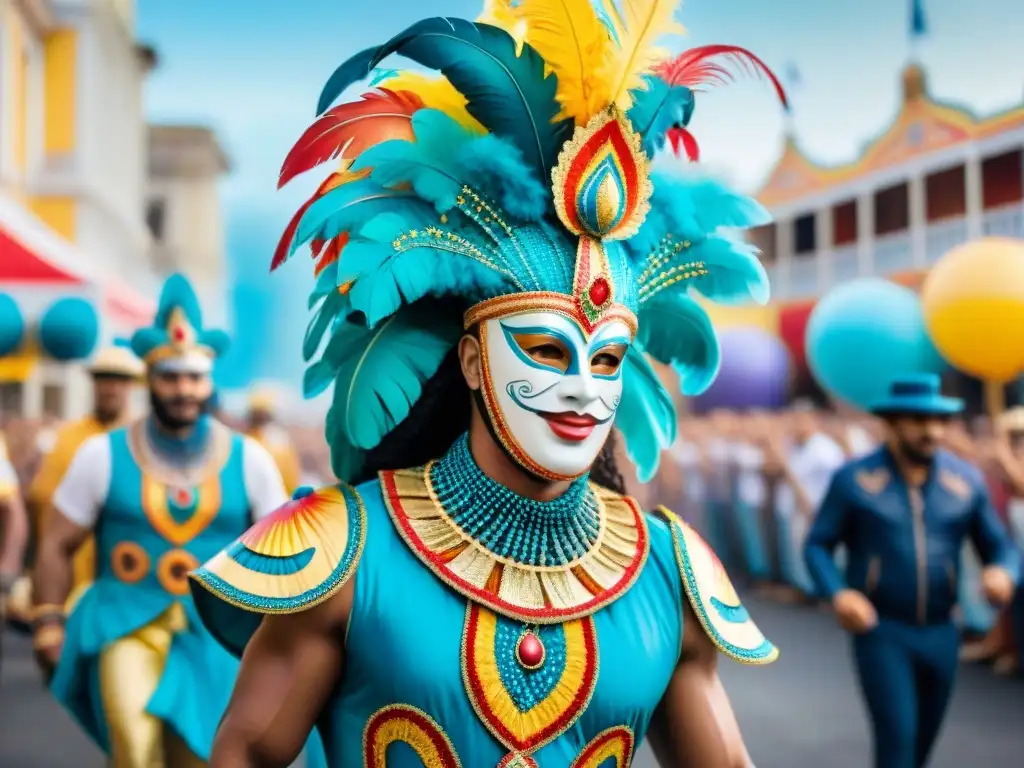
[981,566,1016,608]
[32,624,64,683]
[832,589,878,634]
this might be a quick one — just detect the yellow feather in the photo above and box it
[378,72,486,134]
[477,0,528,54]
[515,0,615,125]
[605,0,686,111]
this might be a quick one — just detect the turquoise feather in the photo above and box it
[308,263,340,309]
[316,46,379,115]
[686,235,770,307]
[363,17,571,182]
[303,290,349,363]
[616,347,677,483]
[340,213,509,327]
[626,77,695,157]
[291,181,420,257]
[638,293,721,396]
[319,304,463,469]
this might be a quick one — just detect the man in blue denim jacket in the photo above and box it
[804,373,1020,768]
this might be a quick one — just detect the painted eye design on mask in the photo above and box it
[507,329,573,374]
[590,343,627,377]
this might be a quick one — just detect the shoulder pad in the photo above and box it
[190,485,365,655]
[654,507,778,665]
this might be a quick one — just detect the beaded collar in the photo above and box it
[429,434,600,568]
[381,436,650,624]
[128,416,233,488]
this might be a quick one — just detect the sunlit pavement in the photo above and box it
[3,595,1022,767]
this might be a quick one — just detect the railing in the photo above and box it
[925,216,968,265]
[873,231,913,274]
[983,203,1024,238]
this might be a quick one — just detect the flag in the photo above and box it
[911,0,927,39]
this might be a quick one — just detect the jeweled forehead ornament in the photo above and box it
[463,109,650,339]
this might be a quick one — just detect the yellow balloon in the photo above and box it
[921,237,1024,382]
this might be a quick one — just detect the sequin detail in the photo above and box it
[494,618,566,710]
[430,434,599,567]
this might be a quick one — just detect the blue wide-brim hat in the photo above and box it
[870,373,963,416]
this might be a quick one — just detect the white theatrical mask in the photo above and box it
[480,310,632,479]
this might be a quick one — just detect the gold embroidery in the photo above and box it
[381,467,649,622]
[362,704,462,768]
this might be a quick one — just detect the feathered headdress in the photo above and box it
[272,0,787,481]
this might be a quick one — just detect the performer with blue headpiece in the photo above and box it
[31,274,290,767]
[192,1,788,765]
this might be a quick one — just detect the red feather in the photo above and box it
[313,234,348,277]
[277,89,424,189]
[667,128,700,162]
[269,172,350,271]
[655,45,789,110]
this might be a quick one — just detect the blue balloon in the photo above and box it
[39,296,99,361]
[0,293,24,357]
[806,278,945,410]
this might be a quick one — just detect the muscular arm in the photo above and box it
[647,603,753,768]
[0,494,28,578]
[210,579,353,768]
[32,510,91,608]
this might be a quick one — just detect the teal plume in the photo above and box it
[626,76,695,157]
[315,304,464,480]
[320,18,571,182]
[617,347,677,483]
[303,289,349,363]
[637,293,721,395]
[317,46,379,115]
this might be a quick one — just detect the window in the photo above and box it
[42,383,64,418]
[793,214,816,255]
[146,198,166,241]
[0,383,24,416]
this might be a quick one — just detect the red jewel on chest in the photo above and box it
[588,276,610,307]
[173,488,192,506]
[516,631,545,670]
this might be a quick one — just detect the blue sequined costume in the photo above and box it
[192,1,787,764]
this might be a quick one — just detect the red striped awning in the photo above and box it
[0,225,83,284]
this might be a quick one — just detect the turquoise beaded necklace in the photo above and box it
[429,433,601,567]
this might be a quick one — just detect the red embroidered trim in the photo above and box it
[382,471,649,622]
[362,704,461,768]
[570,726,636,767]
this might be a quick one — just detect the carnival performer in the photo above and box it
[191,2,788,766]
[31,274,290,768]
[244,388,302,494]
[805,374,1021,768]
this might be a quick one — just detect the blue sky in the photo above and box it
[137,0,1024,391]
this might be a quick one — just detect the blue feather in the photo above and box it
[326,17,570,182]
[687,235,770,307]
[616,347,677,483]
[637,293,721,395]
[308,262,340,309]
[316,304,463,479]
[317,47,379,115]
[303,289,349,363]
[353,110,471,211]
[292,181,420,257]
[454,134,548,221]
[340,212,509,327]
[626,77,695,157]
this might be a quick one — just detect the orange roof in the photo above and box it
[758,64,1024,207]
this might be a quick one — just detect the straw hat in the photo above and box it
[87,345,145,379]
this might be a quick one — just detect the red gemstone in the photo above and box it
[172,327,185,341]
[588,277,610,307]
[516,631,545,670]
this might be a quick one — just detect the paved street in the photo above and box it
[2,595,1022,767]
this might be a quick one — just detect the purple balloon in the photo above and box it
[692,327,792,412]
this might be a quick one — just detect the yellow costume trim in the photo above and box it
[110,542,150,584]
[362,704,462,768]
[382,467,649,623]
[141,473,221,547]
[570,726,636,768]
[157,550,200,596]
[461,603,599,754]
[127,419,233,489]
[190,485,366,614]
[656,507,778,664]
